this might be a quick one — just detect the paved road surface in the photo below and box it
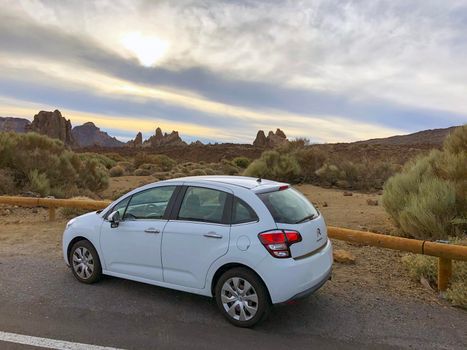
[0,222,465,349]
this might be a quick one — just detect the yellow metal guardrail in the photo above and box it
[1,196,466,292]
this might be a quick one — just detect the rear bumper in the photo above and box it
[255,239,333,304]
[284,266,332,302]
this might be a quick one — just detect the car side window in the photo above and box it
[124,186,176,220]
[232,197,258,224]
[112,196,130,217]
[178,187,227,224]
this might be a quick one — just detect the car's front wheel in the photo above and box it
[215,267,270,327]
[69,240,102,284]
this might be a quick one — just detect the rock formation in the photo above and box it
[127,131,143,147]
[144,127,186,147]
[253,128,288,148]
[72,122,124,148]
[253,130,268,147]
[0,117,30,133]
[27,110,76,147]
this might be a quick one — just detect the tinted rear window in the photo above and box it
[258,188,318,224]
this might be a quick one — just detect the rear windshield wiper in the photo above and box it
[295,214,316,224]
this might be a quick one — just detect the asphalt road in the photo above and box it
[0,222,466,349]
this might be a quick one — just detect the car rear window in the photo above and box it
[258,188,319,224]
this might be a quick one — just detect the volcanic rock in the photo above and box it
[72,122,124,148]
[0,117,30,133]
[144,127,186,147]
[27,110,76,147]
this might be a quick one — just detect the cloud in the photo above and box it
[0,0,465,143]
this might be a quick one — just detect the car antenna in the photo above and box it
[256,177,262,183]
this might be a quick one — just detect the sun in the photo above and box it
[121,32,169,67]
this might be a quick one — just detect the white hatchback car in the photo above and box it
[63,175,333,327]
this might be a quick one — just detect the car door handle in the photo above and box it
[144,228,161,234]
[204,232,223,239]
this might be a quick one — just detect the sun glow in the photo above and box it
[121,32,169,67]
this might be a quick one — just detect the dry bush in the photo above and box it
[134,153,176,171]
[294,147,327,182]
[0,132,109,197]
[402,251,467,309]
[78,152,116,169]
[189,168,207,176]
[244,150,301,182]
[109,165,124,177]
[0,168,16,195]
[383,125,466,240]
[231,156,251,169]
[134,168,151,176]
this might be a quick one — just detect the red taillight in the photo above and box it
[258,229,302,258]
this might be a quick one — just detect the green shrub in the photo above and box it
[0,132,109,197]
[134,168,151,176]
[189,169,207,176]
[294,147,327,182]
[134,153,176,171]
[315,164,343,186]
[232,156,251,169]
[402,251,466,309]
[109,165,124,177]
[0,168,16,195]
[244,150,301,182]
[79,152,116,169]
[383,126,466,239]
[28,169,51,196]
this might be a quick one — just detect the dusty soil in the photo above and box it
[0,181,450,308]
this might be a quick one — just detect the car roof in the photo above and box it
[159,175,288,193]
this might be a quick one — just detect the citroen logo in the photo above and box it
[316,228,323,241]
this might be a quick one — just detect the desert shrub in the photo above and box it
[0,132,109,197]
[134,168,151,176]
[171,172,186,178]
[204,167,216,175]
[232,156,251,169]
[79,158,109,192]
[402,251,466,309]
[315,164,343,186]
[79,152,116,169]
[0,168,16,195]
[116,161,134,174]
[134,153,176,171]
[244,150,301,182]
[383,126,466,239]
[28,169,51,196]
[189,169,207,176]
[294,147,327,182]
[109,165,124,177]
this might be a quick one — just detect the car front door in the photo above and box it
[162,185,232,289]
[100,185,177,281]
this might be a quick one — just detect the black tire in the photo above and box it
[69,240,102,284]
[215,267,271,327]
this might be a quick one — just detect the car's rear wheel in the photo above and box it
[69,240,102,284]
[215,267,270,327]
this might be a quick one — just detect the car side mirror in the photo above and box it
[108,211,121,228]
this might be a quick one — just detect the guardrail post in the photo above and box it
[437,257,452,292]
[48,207,56,221]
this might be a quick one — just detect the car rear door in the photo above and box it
[161,184,232,289]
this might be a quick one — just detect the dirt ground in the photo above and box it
[0,179,450,308]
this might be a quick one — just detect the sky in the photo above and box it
[0,0,466,144]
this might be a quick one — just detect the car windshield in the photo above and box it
[258,187,318,224]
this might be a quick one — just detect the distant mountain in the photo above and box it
[354,126,458,146]
[72,122,124,148]
[0,117,30,133]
